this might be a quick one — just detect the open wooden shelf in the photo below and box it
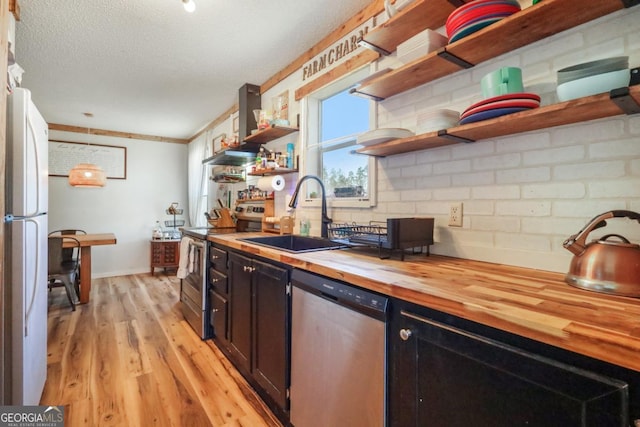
[243,124,298,144]
[353,0,629,100]
[248,168,298,177]
[356,85,640,157]
[359,0,467,55]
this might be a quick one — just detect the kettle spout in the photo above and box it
[562,235,585,256]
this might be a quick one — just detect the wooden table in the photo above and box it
[63,233,117,303]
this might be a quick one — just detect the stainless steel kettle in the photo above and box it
[563,210,640,297]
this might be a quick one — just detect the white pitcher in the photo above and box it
[384,0,414,18]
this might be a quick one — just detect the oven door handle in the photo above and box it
[189,240,205,249]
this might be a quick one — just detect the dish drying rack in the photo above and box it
[328,218,434,260]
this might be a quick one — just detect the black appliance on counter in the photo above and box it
[329,217,435,260]
[179,229,212,339]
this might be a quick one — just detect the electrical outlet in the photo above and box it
[449,202,463,227]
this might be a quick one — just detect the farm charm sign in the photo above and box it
[301,17,375,82]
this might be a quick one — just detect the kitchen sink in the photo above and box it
[240,235,347,253]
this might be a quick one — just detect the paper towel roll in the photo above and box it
[271,175,285,191]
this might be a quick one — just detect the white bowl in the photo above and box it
[556,69,630,102]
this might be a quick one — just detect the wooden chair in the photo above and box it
[48,236,81,311]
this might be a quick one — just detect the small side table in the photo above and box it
[150,239,180,275]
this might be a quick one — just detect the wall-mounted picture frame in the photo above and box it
[48,140,127,179]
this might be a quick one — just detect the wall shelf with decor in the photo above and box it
[243,124,298,144]
[353,0,633,101]
[248,168,298,177]
[357,85,640,157]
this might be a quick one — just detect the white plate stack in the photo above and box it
[397,29,448,65]
[416,109,460,134]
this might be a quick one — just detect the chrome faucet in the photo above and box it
[288,174,332,238]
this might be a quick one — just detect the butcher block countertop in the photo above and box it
[207,232,640,373]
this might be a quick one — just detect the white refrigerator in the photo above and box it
[6,88,49,405]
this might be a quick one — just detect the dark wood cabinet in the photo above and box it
[252,259,289,410]
[208,244,229,346]
[150,240,179,274]
[220,250,291,421]
[228,251,253,373]
[388,299,640,427]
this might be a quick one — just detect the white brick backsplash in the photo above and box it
[589,179,640,198]
[522,182,585,199]
[496,201,551,216]
[521,217,586,236]
[400,189,431,201]
[452,171,494,187]
[321,8,640,273]
[553,200,627,218]
[377,190,402,203]
[433,187,471,201]
[554,161,626,181]
[416,175,451,189]
[473,216,520,233]
[524,32,584,67]
[523,146,585,166]
[433,159,471,175]
[402,163,433,178]
[552,119,625,146]
[452,139,495,159]
[630,116,640,135]
[385,153,417,168]
[496,132,550,153]
[387,202,417,215]
[496,167,550,184]
[416,147,451,164]
[432,71,472,96]
[473,153,521,171]
[495,232,552,252]
[590,138,640,159]
[472,185,520,200]
[463,200,494,215]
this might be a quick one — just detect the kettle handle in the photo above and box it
[563,210,640,256]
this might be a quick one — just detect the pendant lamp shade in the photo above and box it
[68,163,107,188]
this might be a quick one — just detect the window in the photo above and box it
[302,67,376,208]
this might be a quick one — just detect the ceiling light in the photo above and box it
[68,126,107,188]
[182,0,196,13]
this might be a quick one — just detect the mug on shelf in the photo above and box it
[481,67,524,98]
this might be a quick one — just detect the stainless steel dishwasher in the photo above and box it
[290,269,388,427]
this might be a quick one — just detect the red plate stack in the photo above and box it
[459,93,540,125]
[446,0,521,43]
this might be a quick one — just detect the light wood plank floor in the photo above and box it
[43,273,282,427]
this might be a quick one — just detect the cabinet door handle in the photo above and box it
[211,278,219,283]
[243,265,255,272]
[399,328,412,341]
[212,255,219,259]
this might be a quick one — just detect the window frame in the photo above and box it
[300,66,377,209]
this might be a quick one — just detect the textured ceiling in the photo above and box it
[15,0,372,140]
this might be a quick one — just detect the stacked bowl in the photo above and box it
[556,56,630,101]
[446,0,521,43]
[459,93,540,124]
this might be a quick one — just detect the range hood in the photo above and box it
[203,83,261,167]
[202,142,260,166]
